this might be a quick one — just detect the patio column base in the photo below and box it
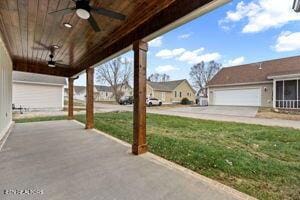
[132,144,148,155]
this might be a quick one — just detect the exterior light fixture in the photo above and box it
[76,8,90,19]
[63,22,72,28]
[293,0,300,12]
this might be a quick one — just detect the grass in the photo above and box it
[15,112,300,199]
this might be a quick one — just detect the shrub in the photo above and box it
[181,97,190,105]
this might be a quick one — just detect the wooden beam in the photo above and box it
[68,77,75,120]
[85,67,94,129]
[132,40,148,155]
[71,0,217,76]
[13,59,72,77]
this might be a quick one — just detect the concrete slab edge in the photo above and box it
[0,121,15,152]
[72,119,256,200]
[71,120,131,147]
[142,153,256,200]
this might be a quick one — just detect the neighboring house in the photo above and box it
[13,71,66,110]
[147,79,195,103]
[207,56,300,109]
[95,84,133,102]
[65,86,97,101]
[94,85,114,101]
[196,88,208,106]
[66,84,132,102]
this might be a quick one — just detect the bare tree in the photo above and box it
[96,57,132,102]
[147,73,170,82]
[189,60,221,92]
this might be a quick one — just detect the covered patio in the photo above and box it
[0,0,229,155]
[0,120,246,200]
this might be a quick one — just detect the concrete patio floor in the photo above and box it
[0,120,253,200]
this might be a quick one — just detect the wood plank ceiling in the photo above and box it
[0,0,219,77]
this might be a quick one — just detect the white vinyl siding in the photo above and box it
[0,37,13,140]
[213,88,261,106]
[13,82,64,109]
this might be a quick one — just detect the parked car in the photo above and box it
[119,96,134,105]
[146,97,162,106]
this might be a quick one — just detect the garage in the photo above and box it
[13,72,66,110]
[213,88,261,106]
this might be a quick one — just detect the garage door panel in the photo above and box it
[213,88,261,106]
[13,83,63,109]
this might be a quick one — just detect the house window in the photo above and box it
[276,80,299,108]
[179,92,182,98]
[187,92,189,96]
[106,92,108,97]
[298,79,300,99]
[174,91,177,97]
[285,80,297,100]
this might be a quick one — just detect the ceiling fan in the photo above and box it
[47,53,67,68]
[33,42,68,68]
[49,0,126,32]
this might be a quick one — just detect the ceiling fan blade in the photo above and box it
[91,7,126,20]
[48,7,75,15]
[88,15,101,32]
[55,63,70,68]
[35,41,49,49]
[32,47,47,51]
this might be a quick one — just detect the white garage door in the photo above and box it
[13,83,63,109]
[213,88,261,106]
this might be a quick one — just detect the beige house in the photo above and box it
[95,84,133,102]
[147,79,195,104]
[65,84,132,102]
[207,56,300,109]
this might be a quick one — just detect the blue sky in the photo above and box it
[75,0,300,86]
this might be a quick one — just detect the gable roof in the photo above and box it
[208,56,300,87]
[74,86,86,94]
[13,71,66,85]
[95,85,113,92]
[147,79,195,93]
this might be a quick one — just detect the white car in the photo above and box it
[146,98,162,106]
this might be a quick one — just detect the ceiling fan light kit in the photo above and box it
[48,62,56,68]
[49,0,126,32]
[76,8,90,19]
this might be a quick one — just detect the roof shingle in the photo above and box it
[208,56,300,86]
[147,79,186,91]
[13,71,66,85]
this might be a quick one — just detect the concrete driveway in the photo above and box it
[163,106,258,117]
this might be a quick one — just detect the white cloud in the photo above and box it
[149,36,163,47]
[224,56,245,67]
[178,33,192,39]
[178,48,220,64]
[274,31,300,52]
[220,0,300,33]
[156,47,221,64]
[155,65,179,73]
[155,48,186,59]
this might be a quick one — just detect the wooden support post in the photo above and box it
[68,77,75,120]
[86,67,94,129]
[132,40,148,155]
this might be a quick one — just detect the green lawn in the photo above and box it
[15,112,300,200]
